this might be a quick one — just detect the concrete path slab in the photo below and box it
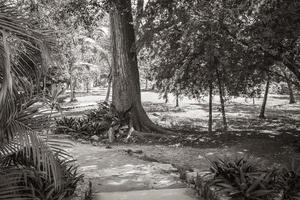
[94,188,199,200]
[65,144,186,193]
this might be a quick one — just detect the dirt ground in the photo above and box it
[60,88,300,168]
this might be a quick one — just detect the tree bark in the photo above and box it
[105,76,112,102]
[163,89,168,103]
[145,79,148,90]
[43,75,46,97]
[284,72,296,104]
[259,76,270,119]
[175,92,179,107]
[208,79,213,133]
[70,76,76,102]
[109,0,173,134]
[135,0,144,33]
[284,60,300,83]
[85,79,89,93]
[216,69,227,131]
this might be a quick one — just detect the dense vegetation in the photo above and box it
[0,0,299,199]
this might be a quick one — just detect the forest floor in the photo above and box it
[61,87,300,167]
[58,87,300,198]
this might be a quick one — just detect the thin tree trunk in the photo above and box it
[164,90,168,103]
[43,76,46,97]
[287,82,296,104]
[70,76,76,102]
[259,76,270,119]
[105,76,112,102]
[175,92,179,107]
[135,0,144,35]
[104,55,112,103]
[284,59,300,83]
[284,73,296,104]
[216,69,227,131]
[208,79,213,133]
[110,0,173,134]
[86,80,89,93]
[145,79,148,90]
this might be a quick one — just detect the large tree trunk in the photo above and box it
[110,0,171,134]
[259,76,270,119]
[216,69,227,131]
[208,79,213,133]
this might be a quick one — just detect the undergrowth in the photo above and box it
[55,102,131,141]
[206,157,300,200]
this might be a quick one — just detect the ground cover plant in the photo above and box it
[207,157,300,200]
[55,102,131,141]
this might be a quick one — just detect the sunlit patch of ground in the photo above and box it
[64,142,185,193]
[60,87,300,167]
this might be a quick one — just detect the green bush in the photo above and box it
[55,117,109,138]
[55,103,130,140]
[277,161,300,200]
[208,157,277,200]
[0,147,83,200]
[208,157,300,200]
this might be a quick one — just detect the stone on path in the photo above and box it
[95,188,199,200]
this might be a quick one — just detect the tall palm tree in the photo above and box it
[0,1,76,199]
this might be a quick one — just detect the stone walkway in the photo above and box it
[95,188,198,200]
[64,141,201,200]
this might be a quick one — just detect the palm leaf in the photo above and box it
[0,0,73,195]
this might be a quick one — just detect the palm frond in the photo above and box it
[0,0,73,194]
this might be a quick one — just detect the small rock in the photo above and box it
[152,113,160,117]
[92,141,98,146]
[90,135,100,142]
[133,150,143,154]
[125,149,133,155]
[186,172,198,184]
[77,138,83,142]
[77,139,89,144]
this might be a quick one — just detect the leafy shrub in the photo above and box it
[26,159,83,200]
[0,147,83,200]
[55,102,131,140]
[208,157,277,200]
[208,157,300,200]
[277,159,300,200]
